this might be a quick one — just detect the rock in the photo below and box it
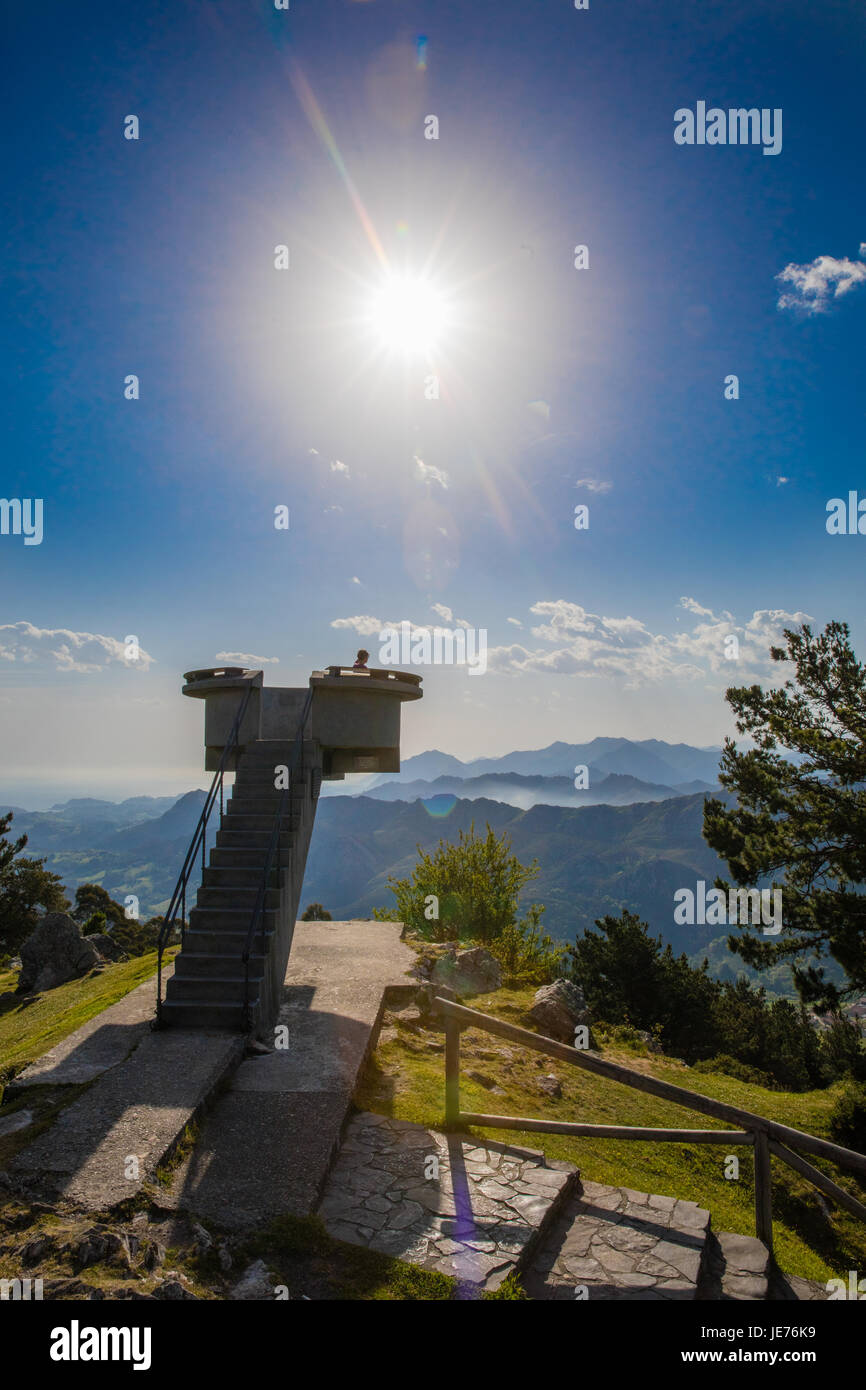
[142,1240,166,1271]
[17,914,102,994]
[415,982,457,1021]
[73,1228,133,1272]
[85,933,129,963]
[20,1235,53,1266]
[431,947,502,996]
[153,1279,198,1300]
[466,1070,498,1090]
[218,1243,233,1273]
[634,1029,658,1051]
[538,1074,563,1099]
[528,979,591,1043]
[190,1221,213,1254]
[230,1259,275,1301]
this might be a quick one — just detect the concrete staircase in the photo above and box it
[161,739,321,1033]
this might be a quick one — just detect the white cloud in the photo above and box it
[776,476,790,486]
[484,599,811,687]
[331,615,391,637]
[507,617,523,627]
[0,622,155,673]
[214,650,279,667]
[575,478,612,493]
[431,603,453,623]
[352,576,361,585]
[308,447,319,455]
[330,459,350,476]
[777,242,866,314]
[413,454,449,489]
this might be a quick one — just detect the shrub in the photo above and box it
[828,1083,866,1154]
[301,903,332,921]
[484,906,565,985]
[691,1054,775,1089]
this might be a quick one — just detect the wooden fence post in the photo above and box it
[754,1128,773,1255]
[445,1015,460,1126]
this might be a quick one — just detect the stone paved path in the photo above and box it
[523,1179,711,1300]
[318,1111,578,1289]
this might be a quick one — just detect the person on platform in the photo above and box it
[352,648,370,671]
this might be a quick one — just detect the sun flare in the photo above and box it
[366,273,448,355]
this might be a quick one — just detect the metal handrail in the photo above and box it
[155,683,255,1024]
[241,688,314,1032]
[438,997,866,1257]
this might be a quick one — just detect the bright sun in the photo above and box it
[367,274,448,355]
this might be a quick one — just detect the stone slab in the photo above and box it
[10,1028,243,1209]
[318,1111,578,1289]
[524,1180,711,1301]
[6,964,175,1092]
[168,921,415,1228]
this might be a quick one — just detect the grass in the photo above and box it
[356,985,866,1286]
[0,948,178,1095]
[242,1213,454,1301]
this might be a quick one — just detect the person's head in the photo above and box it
[356,649,369,663]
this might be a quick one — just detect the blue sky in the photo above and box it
[2,0,865,804]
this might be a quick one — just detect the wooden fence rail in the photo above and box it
[439,997,866,1257]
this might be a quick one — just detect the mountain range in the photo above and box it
[5,738,802,992]
[370,738,724,787]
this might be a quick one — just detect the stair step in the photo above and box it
[208,847,291,870]
[697,1231,771,1301]
[166,976,263,1004]
[174,952,267,980]
[202,866,281,890]
[216,828,294,850]
[188,907,276,932]
[196,886,281,910]
[228,791,305,810]
[182,928,275,953]
[524,1182,711,1301]
[222,812,300,834]
[159,999,255,1029]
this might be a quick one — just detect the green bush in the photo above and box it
[373,822,544,948]
[691,1054,775,1089]
[484,906,565,985]
[819,1016,866,1084]
[828,1083,866,1154]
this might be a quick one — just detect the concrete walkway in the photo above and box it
[6,963,175,1094]
[168,921,415,1229]
[10,1025,243,1209]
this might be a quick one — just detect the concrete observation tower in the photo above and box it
[156,663,422,1034]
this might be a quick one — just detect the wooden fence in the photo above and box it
[439,998,866,1256]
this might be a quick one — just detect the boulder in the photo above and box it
[85,932,129,963]
[430,947,502,996]
[415,981,457,1023]
[17,914,102,994]
[528,979,591,1043]
[73,1228,133,1272]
